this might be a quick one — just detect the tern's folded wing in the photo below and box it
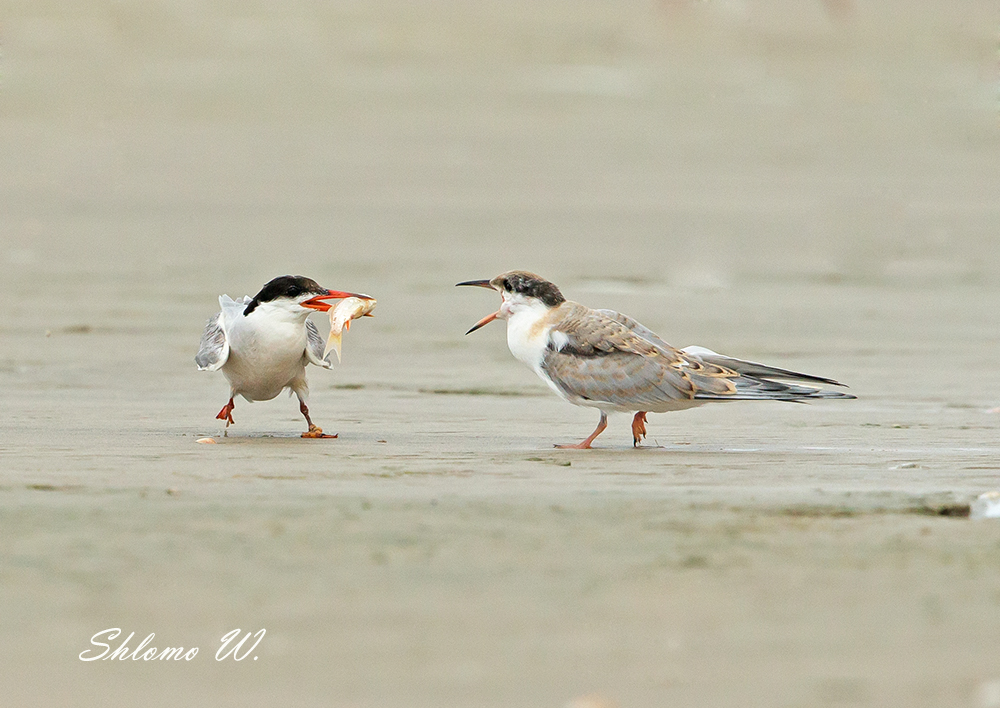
[195,312,228,371]
[681,346,846,387]
[541,305,737,408]
[195,295,249,371]
[593,309,675,352]
[577,308,851,401]
[304,320,333,369]
[542,349,700,408]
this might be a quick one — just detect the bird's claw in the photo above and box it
[631,412,648,448]
[216,400,235,427]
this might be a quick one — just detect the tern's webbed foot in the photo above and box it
[302,424,338,439]
[556,412,608,450]
[216,398,235,426]
[631,412,648,447]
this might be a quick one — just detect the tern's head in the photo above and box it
[243,275,371,318]
[456,270,565,334]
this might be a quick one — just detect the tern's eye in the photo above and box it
[501,278,511,292]
[287,287,301,297]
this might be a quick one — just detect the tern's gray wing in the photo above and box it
[543,304,854,409]
[541,304,739,410]
[195,294,251,371]
[195,313,229,371]
[596,312,849,389]
[681,346,846,387]
[681,346,854,400]
[593,309,675,351]
[591,308,852,398]
[304,319,333,369]
[596,310,844,385]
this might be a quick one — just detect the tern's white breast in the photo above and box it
[223,306,310,401]
[505,303,554,373]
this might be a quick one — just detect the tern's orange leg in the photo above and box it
[216,398,235,427]
[555,411,608,449]
[631,411,648,447]
[299,400,338,439]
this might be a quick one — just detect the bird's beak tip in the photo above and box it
[465,310,500,334]
[301,289,372,312]
[326,289,373,300]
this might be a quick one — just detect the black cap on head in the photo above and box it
[244,275,326,315]
[490,271,565,308]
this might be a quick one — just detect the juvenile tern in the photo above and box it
[196,275,372,438]
[458,271,855,449]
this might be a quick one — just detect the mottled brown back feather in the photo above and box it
[540,302,848,410]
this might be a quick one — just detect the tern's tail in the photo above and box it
[694,378,857,402]
[681,346,855,402]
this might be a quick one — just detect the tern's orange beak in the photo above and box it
[456,279,501,334]
[301,290,373,312]
[464,311,499,335]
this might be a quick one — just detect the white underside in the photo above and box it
[221,301,311,402]
[505,301,552,375]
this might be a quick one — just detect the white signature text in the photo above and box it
[79,628,266,662]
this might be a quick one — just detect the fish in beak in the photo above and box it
[301,290,374,312]
[323,296,378,363]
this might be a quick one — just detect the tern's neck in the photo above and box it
[245,301,311,327]
[505,300,556,369]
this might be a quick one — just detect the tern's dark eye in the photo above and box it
[501,278,511,292]
[287,287,301,297]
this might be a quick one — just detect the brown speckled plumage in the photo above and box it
[541,301,852,412]
[542,302,739,410]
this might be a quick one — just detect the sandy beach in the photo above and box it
[2,1,1000,705]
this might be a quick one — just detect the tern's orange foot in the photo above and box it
[216,399,235,426]
[631,412,648,447]
[301,425,338,439]
[555,412,608,449]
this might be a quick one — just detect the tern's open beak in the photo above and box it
[456,279,500,334]
[301,290,373,312]
[465,311,499,335]
[455,279,495,289]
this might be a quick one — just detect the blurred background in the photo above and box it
[3,0,997,290]
[3,0,998,407]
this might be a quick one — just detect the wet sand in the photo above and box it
[2,1,1000,706]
